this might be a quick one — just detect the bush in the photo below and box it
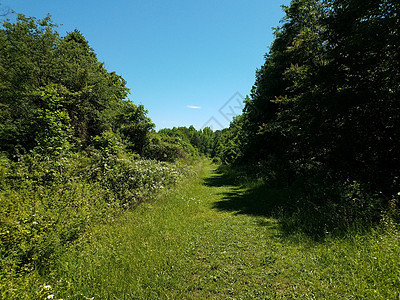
[144,133,197,162]
[92,131,125,155]
[0,150,195,287]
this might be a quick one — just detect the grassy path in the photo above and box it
[54,159,400,299]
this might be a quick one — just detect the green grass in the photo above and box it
[13,159,400,299]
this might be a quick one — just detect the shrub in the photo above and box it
[144,133,197,162]
[0,150,195,286]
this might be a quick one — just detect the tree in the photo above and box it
[229,0,400,201]
[316,0,400,192]
[115,101,154,155]
[0,14,63,154]
[0,14,147,156]
[235,0,327,166]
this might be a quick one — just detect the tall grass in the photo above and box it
[0,151,195,299]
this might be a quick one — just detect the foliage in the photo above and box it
[144,133,196,162]
[214,116,245,164]
[0,151,196,295]
[0,13,202,292]
[2,3,400,297]
[158,126,218,157]
[220,0,400,226]
[113,101,154,155]
[0,13,153,156]
[5,161,399,299]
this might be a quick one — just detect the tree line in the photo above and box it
[215,0,400,227]
[0,13,220,161]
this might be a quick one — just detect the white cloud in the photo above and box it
[187,105,201,109]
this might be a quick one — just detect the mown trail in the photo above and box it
[57,159,400,299]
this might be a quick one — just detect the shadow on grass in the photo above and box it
[204,167,374,241]
[204,170,291,219]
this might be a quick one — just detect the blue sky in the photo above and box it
[2,0,289,130]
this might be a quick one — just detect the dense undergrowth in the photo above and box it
[0,150,196,298]
[215,162,400,240]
